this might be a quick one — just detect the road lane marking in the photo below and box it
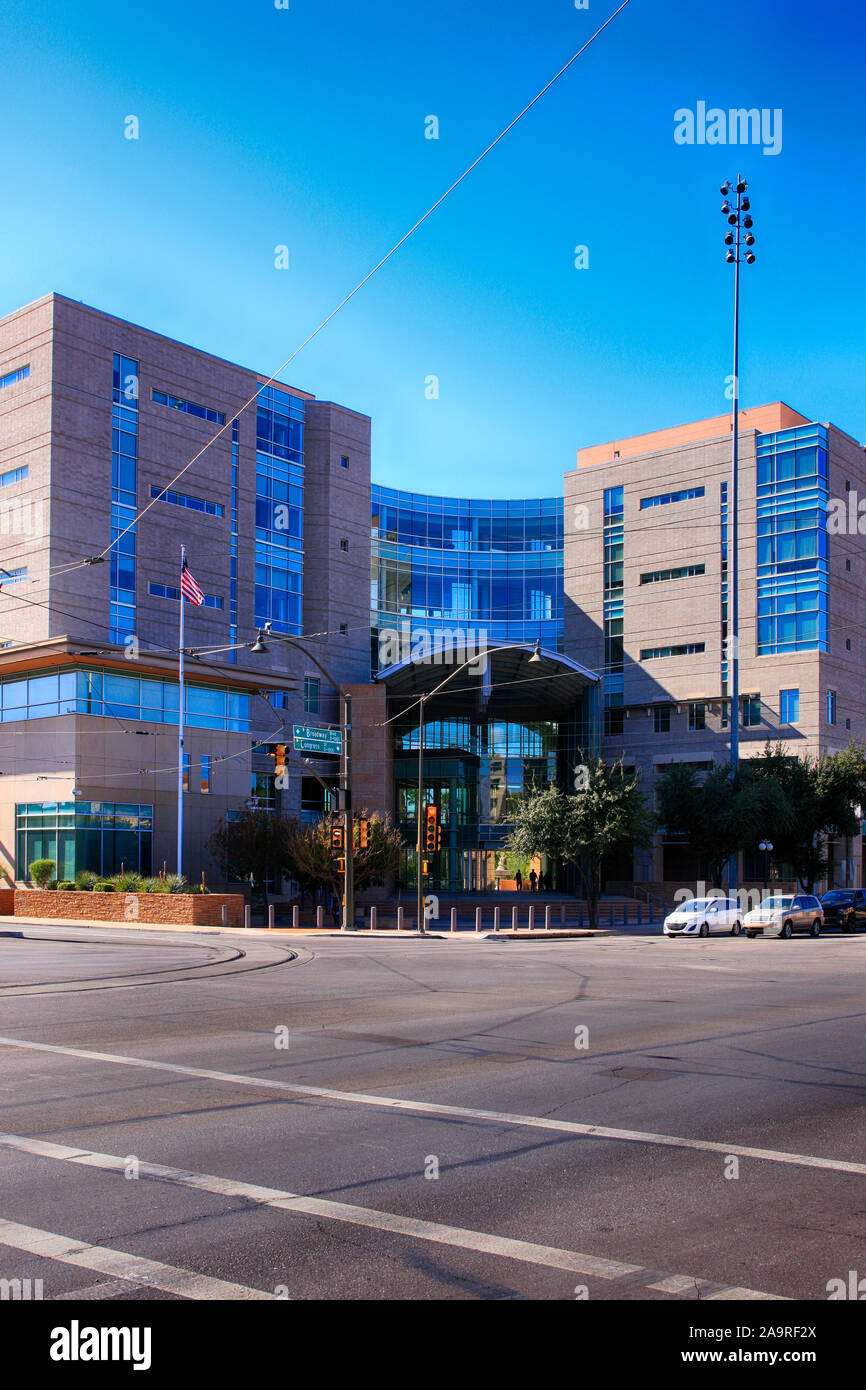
[0,1131,785,1299]
[0,1217,277,1299]
[0,1033,863,1178]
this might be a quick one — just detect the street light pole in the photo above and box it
[721,177,756,893]
[252,628,354,932]
[416,695,425,935]
[758,839,773,899]
[411,641,542,933]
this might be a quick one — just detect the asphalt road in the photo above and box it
[1,923,865,1302]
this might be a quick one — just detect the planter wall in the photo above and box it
[14,890,246,927]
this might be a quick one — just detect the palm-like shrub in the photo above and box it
[111,871,141,892]
[163,874,188,894]
[74,870,99,891]
[138,877,170,894]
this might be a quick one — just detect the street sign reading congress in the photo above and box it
[293,724,343,756]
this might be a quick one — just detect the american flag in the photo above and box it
[180,559,204,606]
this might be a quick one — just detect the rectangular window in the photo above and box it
[0,364,30,390]
[151,389,225,426]
[340,537,349,552]
[0,465,28,488]
[604,707,624,736]
[341,456,349,468]
[654,705,671,734]
[0,567,27,584]
[182,753,191,792]
[742,694,761,727]
[689,702,706,732]
[641,642,705,660]
[150,484,224,517]
[148,582,223,610]
[639,564,705,585]
[639,486,705,510]
[201,754,211,794]
[304,677,320,714]
[828,689,837,726]
[780,688,799,724]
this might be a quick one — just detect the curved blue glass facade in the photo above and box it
[371,486,563,671]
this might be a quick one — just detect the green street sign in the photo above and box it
[293,724,343,756]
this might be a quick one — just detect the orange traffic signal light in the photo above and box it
[331,824,345,852]
[358,818,369,849]
[425,804,439,853]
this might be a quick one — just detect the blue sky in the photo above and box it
[1,0,863,496]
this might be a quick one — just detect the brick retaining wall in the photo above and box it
[14,891,246,927]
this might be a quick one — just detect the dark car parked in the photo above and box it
[820,889,866,932]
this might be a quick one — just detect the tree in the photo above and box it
[207,807,299,913]
[507,757,653,930]
[741,741,866,891]
[284,813,405,920]
[655,762,786,889]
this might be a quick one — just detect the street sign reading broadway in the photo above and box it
[293,724,342,756]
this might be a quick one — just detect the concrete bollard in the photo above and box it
[221,904,228,926]
[292,905,299,929]
[450,907,457,933]
[512,905,519,932]
[560,904,566,927]
[268,904,275,930]
[493,906,500,932]
[397,905,404,931]
[316,905,324,928]
[528,905,535,931]
[244,904,251,930]
[475,907,482,934]
[370,905,377,932]
[545,905,551,931]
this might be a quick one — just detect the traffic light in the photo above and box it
[331,824,345,852]
[422,859,429,875]
[358,817,369,849]
[425,803,439,854]
[274,744,287,775]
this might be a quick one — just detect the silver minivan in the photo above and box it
[664,896,743,938]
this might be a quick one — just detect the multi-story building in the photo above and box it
[566,403,866,887]
[1,293,863,896]
[0,293,371,884]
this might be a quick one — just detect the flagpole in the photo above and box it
[177,544,186,877]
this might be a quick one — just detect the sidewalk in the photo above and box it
[1,914,613,941]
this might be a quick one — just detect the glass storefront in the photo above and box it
[16,802,154,881]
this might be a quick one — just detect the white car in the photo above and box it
[663,896,743,938]
[743,894,824,939]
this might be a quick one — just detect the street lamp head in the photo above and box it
[744,233,755,246]
[736,180,747,193]
[726,251,736,263]
[745,252,756,264]
[720,182,731,195]
[743,215,753,229]
[724,232,734,245]
[741,197,750,211]
[727,213,737,225]
[721,202,730,214]
[528,641,543,663]
[250,632,269,654]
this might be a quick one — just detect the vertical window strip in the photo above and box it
[111,353,140,642]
